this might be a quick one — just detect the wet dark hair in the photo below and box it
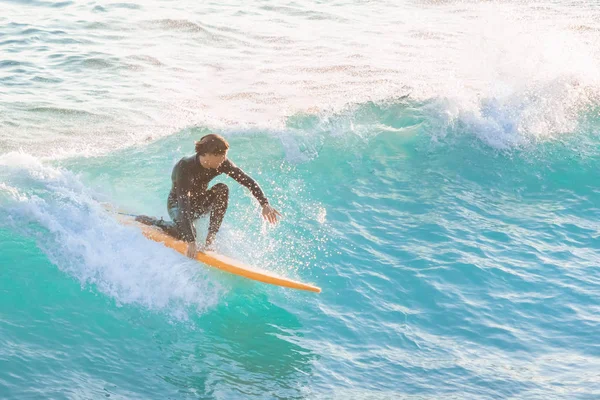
[195,134,230,155]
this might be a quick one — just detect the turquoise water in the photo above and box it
[2,1,600,399]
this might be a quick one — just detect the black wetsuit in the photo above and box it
[166,155,269,244]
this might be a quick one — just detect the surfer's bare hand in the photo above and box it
[186,242,197,258]
[262,205,282,224]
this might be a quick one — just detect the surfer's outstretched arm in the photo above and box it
[220,159,281,224]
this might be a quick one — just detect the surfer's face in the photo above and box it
[200,151,227,169]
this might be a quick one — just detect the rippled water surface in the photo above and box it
[1,0,600,399]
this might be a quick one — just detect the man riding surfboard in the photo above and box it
[136,134,281,258]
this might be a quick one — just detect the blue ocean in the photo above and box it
[1,1,600,398]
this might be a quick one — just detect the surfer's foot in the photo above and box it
[201,244,215,252]
[135,215,155,226]
[202,238,216,252]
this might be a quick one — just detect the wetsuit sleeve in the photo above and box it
[221,159,269,207]
[173,161,196,243]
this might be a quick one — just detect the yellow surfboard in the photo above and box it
[109,209,321,293]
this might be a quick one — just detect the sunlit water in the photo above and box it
[1,1,600,398]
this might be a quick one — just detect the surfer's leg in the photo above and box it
[205,183,229,247]
[135,213,184,239]
[134,215,156,225]
[166,206,190,241]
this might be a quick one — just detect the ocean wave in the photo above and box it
[0,152,223,319]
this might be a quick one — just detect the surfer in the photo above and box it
[136,134,281,257]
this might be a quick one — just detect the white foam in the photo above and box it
[437,5,600,148]
[2,1,599,156]
[0,152,223,319]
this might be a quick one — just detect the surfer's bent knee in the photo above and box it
[212,183,229,196]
